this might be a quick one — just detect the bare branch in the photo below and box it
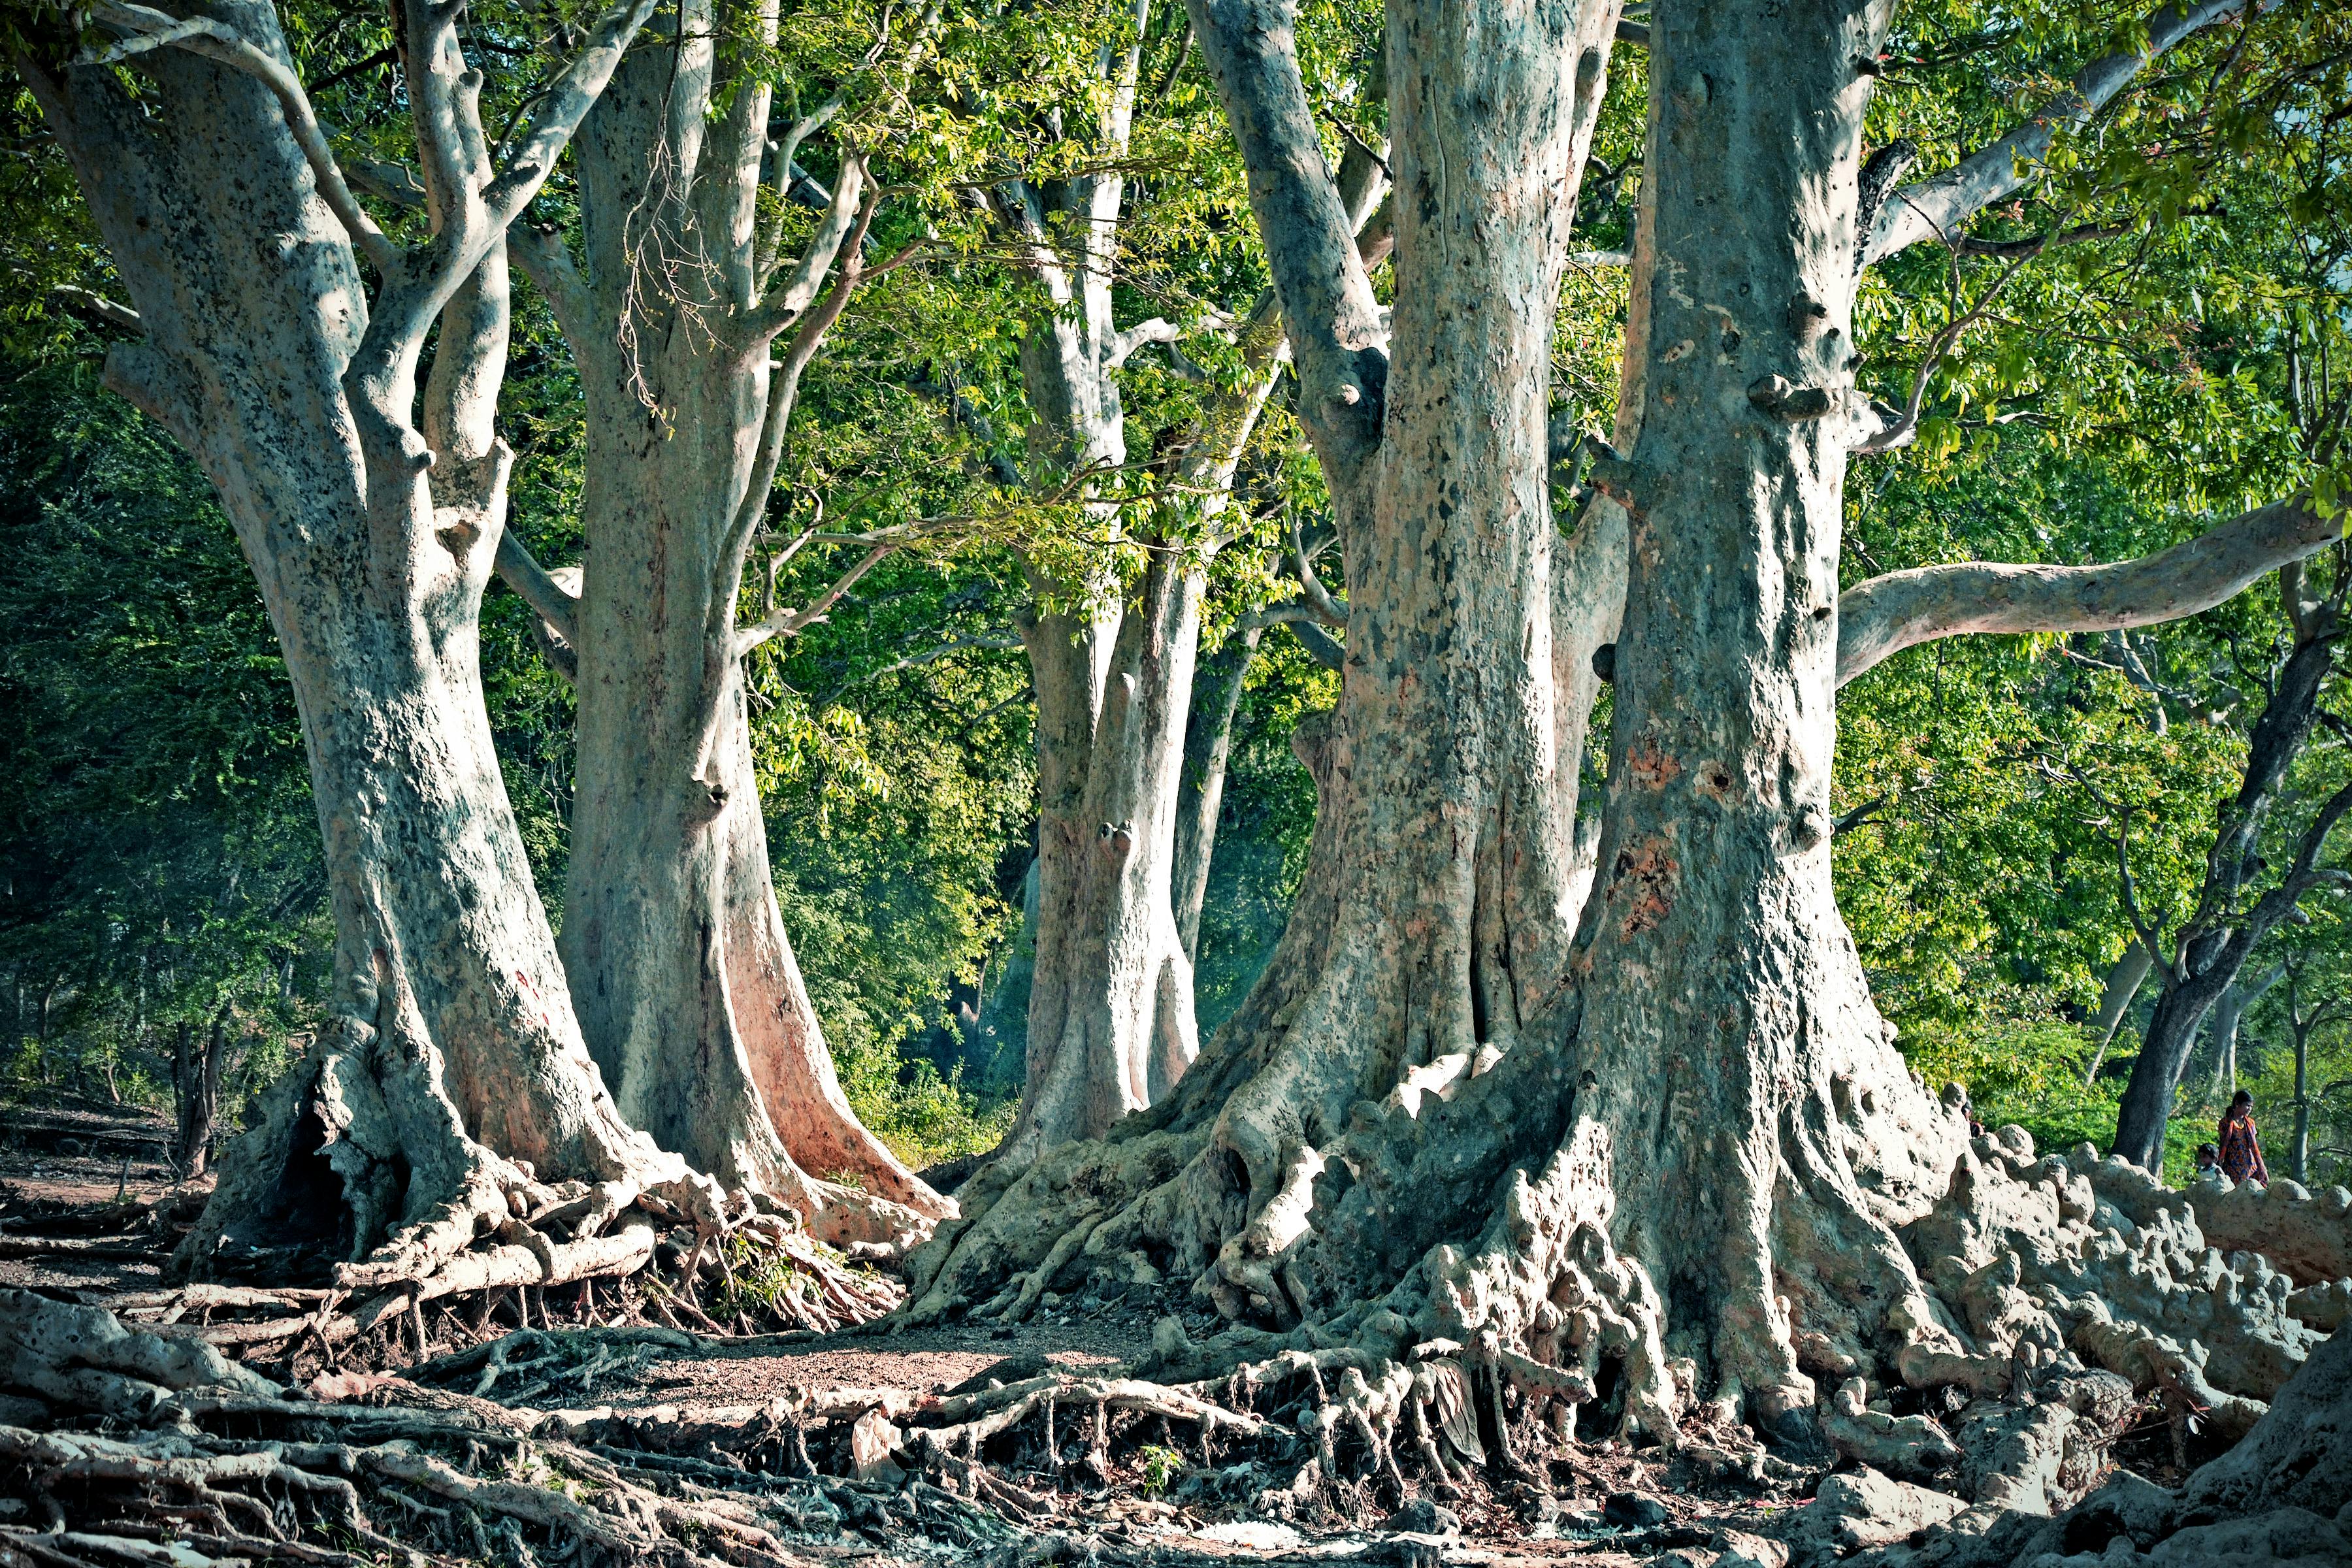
[1854,257,2029,453]
[87,1,397,272]
[493,532,581,648]
[1289,516,1348,629]
[1950,222,2128,259]
[505,226,598,367]
[479,0,662,235]
[1837,493,2335,687]
[823,631,1028,702]
[734,545,894,658]
[46,282,141,333]
[2065,760,2176,981]
[746,155,870,345]
[1287,617,1345,672]
[1862,0,2246,267]
[1107,318,1184,368]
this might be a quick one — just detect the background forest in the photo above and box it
[3,0,2349,1190]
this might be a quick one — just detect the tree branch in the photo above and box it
[493,532,581,647]
[1854,256,2030,453]
[478,0,662,236]
[86,1,397,272]
[1289,517,1348,629]
[504,226,598,368]
[1837,493,2334,687]
[1862,0,2247,267]
[1183,0,1388,484]
[1286,617,1345,672]
[46,282,142,333]
[1107,318,1184,368]
[1950,221,2128,259]
[734,546,894,658]
[744,155,869,346]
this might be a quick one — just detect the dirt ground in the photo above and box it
[1,1101,1817,1567]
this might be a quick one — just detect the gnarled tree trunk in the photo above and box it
[1556,0,1966,1433]
[22,0,691,1286]
[902,0,2328,1490]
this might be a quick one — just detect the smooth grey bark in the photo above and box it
[1836,494,2334,688]
[24,0,692,1282]
[517,1,947,1243]
[1007,553,1207,1160]
[1861,0,2246,266]
[996,12,1371,1157]
[2082,941,2153,1083]
[1173,624,1262,960]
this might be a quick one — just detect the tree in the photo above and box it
[2272,947,2352,1186]
[906,0,2347,1462]
[481,0,962,1243]
[954,0,1386,1159]
[8,0,717,1283]
[2106,559,2352,1171]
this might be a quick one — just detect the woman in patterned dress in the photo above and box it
[2217,1090,2268,1186]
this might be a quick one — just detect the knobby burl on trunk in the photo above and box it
[900,0,2338,1473]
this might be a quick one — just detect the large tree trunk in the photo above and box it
[1005,555,1205,1160]
[1558,0,1970,1432]
[996,68,1217,1154]
[25,1,695,1286]
[553,15,945,1244]
[904,0,2325,1486]
[1173,625,1262,961]
[906,0,1624,1325]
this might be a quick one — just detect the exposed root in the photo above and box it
[2185,1171,2352,1287]
[896,1071,2338,1546]
[1,1296,1054,1568]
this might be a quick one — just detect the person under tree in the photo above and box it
[2218,1090,2270,1186]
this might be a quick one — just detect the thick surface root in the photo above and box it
[900,1079,2340,1568]
[161,1026,901,1355]
[2185,1173,2352,1288]
[1851,1311,2352,1568]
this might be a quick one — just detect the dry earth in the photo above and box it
[3,1098,2340,1568]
